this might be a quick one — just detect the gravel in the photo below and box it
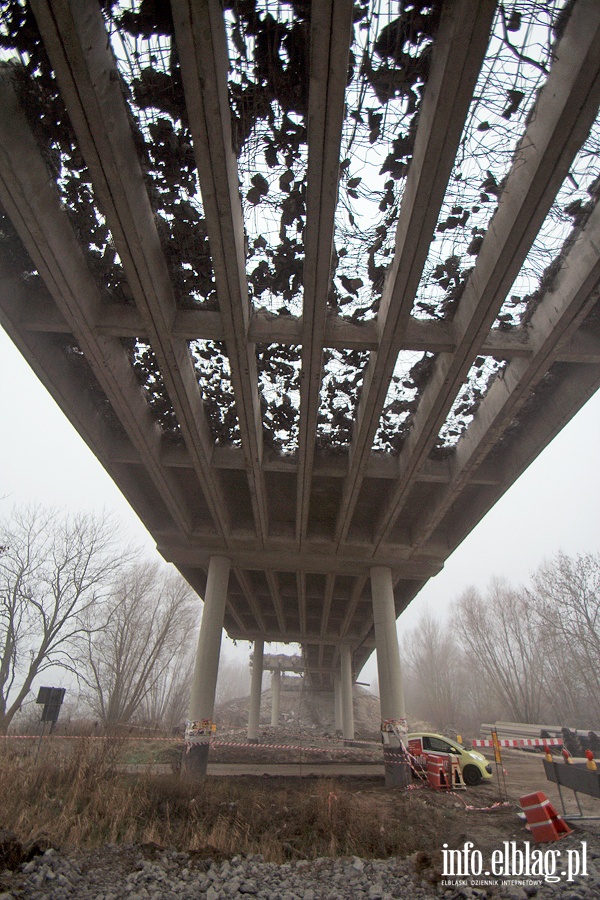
[1,836,600,900]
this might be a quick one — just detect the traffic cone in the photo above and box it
[519,791,572,842]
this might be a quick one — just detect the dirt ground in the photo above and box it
[213,744,600,853]
[132,743,600,855]
[2,741,599,899]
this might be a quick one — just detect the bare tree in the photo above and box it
[139,642,196,732]
[0,506,121,733]
[456,579,546,724]
[402,610,465,731]
[531,552,600,725]
[80,564,197,727]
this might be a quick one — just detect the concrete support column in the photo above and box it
[340,646,355,742]
[333,673,342,733]
[247,639,264,742]
[183,555,230,778]
[370,565,409,787]
[271,669,281,727]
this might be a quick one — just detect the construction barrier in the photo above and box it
[424,751,465,790]
[472,738,563,748]
[519,791,572,842]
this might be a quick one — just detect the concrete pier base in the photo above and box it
[182,555,230,779]
[183,742,210,778]
[382,744,411,788]
[370,565,410,788]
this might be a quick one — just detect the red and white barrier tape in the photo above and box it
[1,733,381,758]
[454,796,513,812]
[471,738,563,748]
[0,734,382,753]
[1,734,181,742]
[2,733,493,786]
[211,738,379,755]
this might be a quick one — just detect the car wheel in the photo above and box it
[462,764,482,786]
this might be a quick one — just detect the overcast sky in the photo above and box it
[3,322,600,685]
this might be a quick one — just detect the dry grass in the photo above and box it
[0,738,454,863]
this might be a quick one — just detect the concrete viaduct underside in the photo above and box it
[1,0,600,776]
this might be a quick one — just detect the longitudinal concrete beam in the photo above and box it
[333,0,496,546]
[0,72,192,536]
[172,0,269,545]
[30,0,231,540]
[374,0,600,548]
[296,571,307,636]
[232,567,267,634]
[411,199,600,548]
[339,575,369,639]
[318,572,337,668]
[265,570,287,636]
[296,0,355,545]
[319,572,336,639]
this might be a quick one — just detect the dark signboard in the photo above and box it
[36,687,66,724]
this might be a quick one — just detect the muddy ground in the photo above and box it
[2,743,599,898]
[130,743,600,855]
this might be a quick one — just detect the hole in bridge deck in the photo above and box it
[125,339,183,441]
[433,355,507,455]
[105,1,218,310]
[0,6,130,307]
[412,1,565,323]
[316,348,369,452]
[189,340,241,446]
[373,350,435,455]
[257,342,300,454]
[330,0,437,325]
[226,1,309,317]
[495,113,600,329]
